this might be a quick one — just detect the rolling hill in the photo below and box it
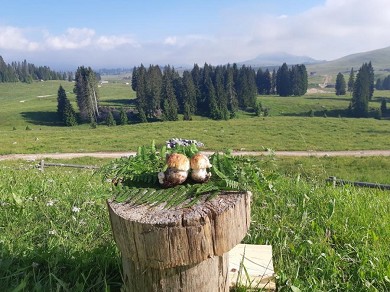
[241,46,390,79]
[306,46,390,77]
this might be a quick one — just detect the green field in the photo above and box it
[1,80,390,291]
[1,157,389,291]
[0,81,389,154]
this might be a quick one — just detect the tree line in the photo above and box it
[375,74,390,90]
[131,62,308,121]
[0,56,70,83]
[57,63,309,126]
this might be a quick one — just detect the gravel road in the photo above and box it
[1,150,390,161]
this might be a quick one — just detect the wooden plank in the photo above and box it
[229,244,275,290]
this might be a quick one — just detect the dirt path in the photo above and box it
[1,150,390,161]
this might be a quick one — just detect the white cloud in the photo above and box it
[227,0,390,61]
[45,28,95,49]
[163,36,177,46]
[96,35,140,50]
[0,26,40,51]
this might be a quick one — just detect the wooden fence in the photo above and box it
[326,176,390,190]
[38,160,99,171]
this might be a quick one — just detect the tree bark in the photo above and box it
[107,191,251,291]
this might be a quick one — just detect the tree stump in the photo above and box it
[107,191,251,291]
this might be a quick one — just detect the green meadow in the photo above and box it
[1,80,390,291]
[1,157,389,291]
[0,80,389,154]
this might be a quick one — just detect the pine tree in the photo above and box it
[106,110,116,126]
[191,63,202,115]
[134,65,148,117]
[131,66,139,91]
[271,69,277,94]
[381,99,387,114]
[347,68,355,95]
[145,65,162,118]
[256,68,264,94]
[63,100,78,126]
[161,66,178,121]
[57,85,67,119]
[57,85,77,126]
[236,66,257,108]
[382,76,390,90]
[74,66,100,123]
[263,69,272,95]
[351,63,370,117]
[214,66,229,120]
[375,78,383,90]
[181,71,197,120]
[368,62,375,100]
[119,107,128,125]
[224,64,238,118]
[276,63,290,97]
[335,72,346,95]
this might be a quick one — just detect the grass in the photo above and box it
[0,161,121,291]
[1,81,390,154]
[1,80,389,290]
[269,156,390,184]
[1,157,389,291]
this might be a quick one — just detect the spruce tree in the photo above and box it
[57,85,67,119]
[263,69,272,95]
[134,64,148,116]
[63,100,78,126]
[106,110,116,126]
[381,99,387,114]
[368,62,375,100]
[145,65,162,118]
[224,64,238,118]
[276,63,290,97]
[256,68,264,94]
[214,66,229,120]
[347,68,355,95]
[57,85,77,126]
[74,66,100,123]
[181,71,197,120]
[375,78,382,90]
[335,72,346,95]
[351,63,370,117]
[119,107,128,125]
[161,66,178,121]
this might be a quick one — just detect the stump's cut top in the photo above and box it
[107,191,251,269]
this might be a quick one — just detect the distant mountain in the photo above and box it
[306,46,390,77]
[239,52,324,67]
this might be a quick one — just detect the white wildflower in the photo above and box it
[46,200,56,206]
[48,230,57,235]
[32,262,39,268]
[72,206,80,213]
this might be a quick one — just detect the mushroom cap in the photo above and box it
[166,153,190,171]
[190,153,212,170]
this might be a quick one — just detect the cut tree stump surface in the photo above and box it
[107,191,251,269]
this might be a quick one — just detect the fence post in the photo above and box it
[39,160,45,172]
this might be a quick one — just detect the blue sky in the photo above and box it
[1,0,389,70]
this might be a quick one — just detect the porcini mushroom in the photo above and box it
[190,153,212,183]
[158,153,190,187]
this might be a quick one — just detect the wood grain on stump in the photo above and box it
[107,191,251,291]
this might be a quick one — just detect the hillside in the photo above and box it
[306,46,390,77]
[239,52,323,67]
